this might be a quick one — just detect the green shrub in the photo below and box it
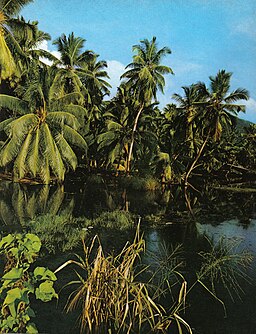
[0,233,58,333]
[119,176,160,191]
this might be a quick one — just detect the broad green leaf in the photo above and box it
[35,281,58,302]
[2,268,23,281]
[26,323,39,334]
[34,267,57,281]
[0,234,14,249]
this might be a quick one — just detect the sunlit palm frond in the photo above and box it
[42,123,65,181]
[47,111,80,130]
[55,133,78,170]
[13,131,33,180]
[62,124,88,151]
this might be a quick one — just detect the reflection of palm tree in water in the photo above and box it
[0,181,74,227]
[121,188,130,212]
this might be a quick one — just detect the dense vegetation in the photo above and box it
[0,0,255,187]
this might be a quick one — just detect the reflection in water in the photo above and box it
[0,181,74,228]
[0,179,256,333]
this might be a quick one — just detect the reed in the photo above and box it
[55,225,191,333]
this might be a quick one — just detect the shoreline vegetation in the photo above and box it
[0,1,255,189]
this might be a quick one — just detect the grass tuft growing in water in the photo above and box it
[196,237,253,303]
[55,225,192,334]
[119,176,160,191]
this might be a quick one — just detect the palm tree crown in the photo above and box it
[121,36,173,102]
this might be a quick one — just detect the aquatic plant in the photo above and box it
[0,233,58,333]
[27,214,86,254]
[144,177,160,191]
[55,225,191,334]
[89,210,134,230]
[195,237,253,306]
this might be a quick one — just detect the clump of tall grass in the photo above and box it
[144,177,160,191]
[55,225,191,334]
[54,227,253,333]
[195,237,253,305]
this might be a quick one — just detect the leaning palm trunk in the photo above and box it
[184,132,210,215]
[126,104,144,174]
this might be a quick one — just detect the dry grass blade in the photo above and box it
[56,224,182,333]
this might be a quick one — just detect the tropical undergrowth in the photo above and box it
[54,225,253,334]
[25,210,135,254]
[0,233,58,333]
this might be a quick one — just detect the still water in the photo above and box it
[0,178,256,333]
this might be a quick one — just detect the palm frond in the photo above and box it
[42,123,65,181]
[62,124,88,151]
[0,94,28,115]
[55,133,78,170]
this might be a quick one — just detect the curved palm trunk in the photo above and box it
[184,131,210,215]
[126,104,144,174]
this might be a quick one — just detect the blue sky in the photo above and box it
[22,0,256,122]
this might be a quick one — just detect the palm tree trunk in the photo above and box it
[184,131,210,215]
[184,131,210,186]
[126,104,144,174]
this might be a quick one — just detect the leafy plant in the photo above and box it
[0,233,58,333]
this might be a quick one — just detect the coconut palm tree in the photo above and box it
[80,55,112,166]
[172,84,205,157]
[121,37,173,173]
[97,86,133,170]
[8,17,57,72]
[81,55,111,107]
[51,32,95,100]
[0,0,34,80]
[197,70,249,142]
[0,66,87,184]
[183,70,249,187]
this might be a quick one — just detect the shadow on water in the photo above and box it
[0,177,256,333]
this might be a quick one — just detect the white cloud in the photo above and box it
[106,60,126,96]
[37,41,61,65]
[234,16,256,39]
[240,97,256,123]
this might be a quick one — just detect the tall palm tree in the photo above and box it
[8,17,57,72]
[0,66,87,184]
[81,55,111,107]
[51,32,95,100]
[0,0,33,80]
[80,54,112,157]
[98,86,158,173]
[197,70,249,141]
[121,36,173,102]
[121,37,173,172]
[172,84,205,157]
[97,86,133,170]
[183,70,249,187]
